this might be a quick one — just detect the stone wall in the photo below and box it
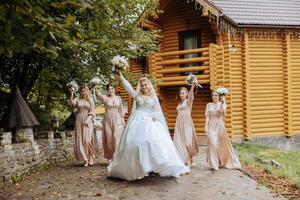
[0,129,74,187]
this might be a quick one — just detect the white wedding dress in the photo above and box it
[107,75,190,181]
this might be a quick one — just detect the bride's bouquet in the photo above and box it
[111,55,129,73]
[216,87,229,96]
[66,80,79,93]
[186,74,203,89]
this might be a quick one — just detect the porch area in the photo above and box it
[148,43,224,89]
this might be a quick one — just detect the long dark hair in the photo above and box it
[106,84,116,91]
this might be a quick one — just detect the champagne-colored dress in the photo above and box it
[205,102,241,170]
[68,98,96,161]
[97,94,125,160]
[174,91,199,165]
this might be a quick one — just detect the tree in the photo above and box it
[0,0,159,129]
[0,0,159,93]
[0,0,159,57]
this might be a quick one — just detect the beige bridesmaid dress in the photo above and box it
[174,90,199,165]
[205,102,241,170]
[97,94,125,160]
[68,98,96,162]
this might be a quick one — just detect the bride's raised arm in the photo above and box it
[119,72,136,98]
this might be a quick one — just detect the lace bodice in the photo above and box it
[135,95,156,113]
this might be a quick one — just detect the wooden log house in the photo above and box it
[119,0,300,140]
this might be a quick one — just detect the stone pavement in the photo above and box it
[0,150,285,200]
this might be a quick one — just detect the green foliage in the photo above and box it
[0,0,160,130]
[0,0,159,57]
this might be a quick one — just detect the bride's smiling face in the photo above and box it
[140,80,149,94]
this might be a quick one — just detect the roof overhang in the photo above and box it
[187,0,300,38]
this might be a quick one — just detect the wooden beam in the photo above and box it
[157,66,209,74]
[160,79,210,87]
[156,47,209,57]
[242,32,252,139]
[209,43,217,90]
[161,74,210,82]
[157,57,209,66]
[220,33,233,138]
[283,34,293,136]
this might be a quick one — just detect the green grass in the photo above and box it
[233,143,300,188]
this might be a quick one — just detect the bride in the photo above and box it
[107,72,190,181]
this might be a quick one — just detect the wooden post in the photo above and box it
[155,53,163,79]
[148,54,156,79]
[242,32,252,139]
[209,43,217,90]
[221,34,233,138]
[283,34,293,136]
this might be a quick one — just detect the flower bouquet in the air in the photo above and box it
[90,75,109,87]
[215,87,230,97]
[90,75,110,103]
[186,74,203,89]
[67,80,79,93]
[111,55,129,73]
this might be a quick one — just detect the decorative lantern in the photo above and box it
[51,116,60,138]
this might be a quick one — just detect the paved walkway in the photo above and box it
[0,150,285,200]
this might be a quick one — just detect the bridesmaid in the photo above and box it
[204,91,241,170]
[93,84,125,162]
[174,83,199,166]
[68,84,96,167]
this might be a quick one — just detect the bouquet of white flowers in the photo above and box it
[186,74,203,89]
[111,55,128,73]
[90,75,109,86]
[90,77,101,86]
[216,87,229,96]
[66,80,79,93]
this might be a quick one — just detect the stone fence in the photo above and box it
[0,128,76,188]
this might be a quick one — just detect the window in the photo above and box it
[178,30,201,74]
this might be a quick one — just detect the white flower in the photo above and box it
[111,55,129,72]
[186,74,197,85]
[67,80,79,93]
[216,87,229,96]
[128,42,138,51]
[90,77,101,85]
[110,74,115,80]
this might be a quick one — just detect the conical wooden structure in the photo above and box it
[0,85,39,129]
[62,111,76,130]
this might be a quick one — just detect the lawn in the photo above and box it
[233,143,300,199]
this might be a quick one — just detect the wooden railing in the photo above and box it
[148,43,223,88]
